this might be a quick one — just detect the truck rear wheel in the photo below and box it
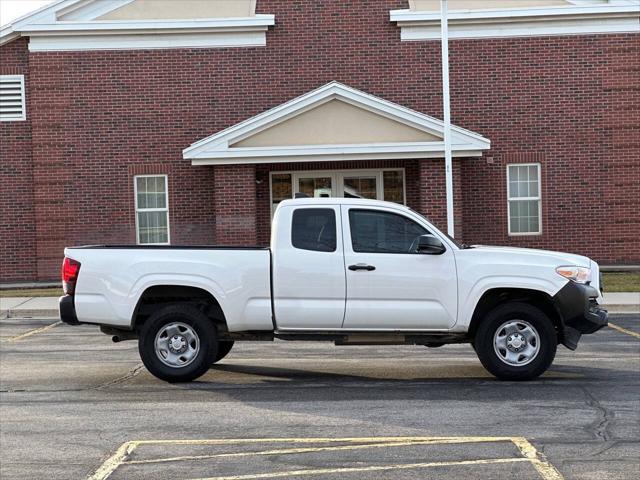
[138,304,217,383]
[213,341,234,364]
[474,302,557,381]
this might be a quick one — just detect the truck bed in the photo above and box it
[65,246,272,331]
[67,245,269,250]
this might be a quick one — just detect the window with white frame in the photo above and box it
[135,175,170,244]
[0,75,26,122]
[507,164,542,235]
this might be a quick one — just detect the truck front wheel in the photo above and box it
[474,302,557,381]
[138,304,218,383]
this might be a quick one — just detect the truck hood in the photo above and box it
[457,245,603,303]
[468,245,592,268]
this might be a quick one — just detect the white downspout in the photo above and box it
[440,0,455,236]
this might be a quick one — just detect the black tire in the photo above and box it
[213,341,234,364]
[474,302,557,381]
[138,303,218,383]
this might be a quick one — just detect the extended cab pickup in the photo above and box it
[59,198,608,382]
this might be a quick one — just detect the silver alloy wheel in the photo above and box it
[154,322,200,368]
[493,319,540,367]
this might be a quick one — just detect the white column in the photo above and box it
[440,0,455,236]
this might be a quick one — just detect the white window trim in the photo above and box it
[0,75,26,122]
[269,168,407,217]
[507,164,542,237]
[134,174,170,245]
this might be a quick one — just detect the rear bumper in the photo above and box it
[553,282,608,350]
[59,295,80,325]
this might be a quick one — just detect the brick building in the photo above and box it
[1,0,639,283]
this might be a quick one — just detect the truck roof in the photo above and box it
[278,197,412,211]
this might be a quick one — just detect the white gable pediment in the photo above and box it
[184,82,491,165]
[233,99,442,148]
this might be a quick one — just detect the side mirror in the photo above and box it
[416,234,446,255]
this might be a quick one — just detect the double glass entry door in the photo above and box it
[296,172,381,200]
[270,169,405,215]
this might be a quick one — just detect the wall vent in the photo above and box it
[0,75,26,122]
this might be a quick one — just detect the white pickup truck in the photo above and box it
[60,198,608,382]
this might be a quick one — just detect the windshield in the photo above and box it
[408,208,466,249]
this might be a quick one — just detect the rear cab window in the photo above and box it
[291,208,337,252]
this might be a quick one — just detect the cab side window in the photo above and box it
[291,208,337,252]
[349,209,427,254]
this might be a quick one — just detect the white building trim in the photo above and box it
[390,3,640,40]
[184,81,491,166]
[0,0,275,50]
[28,31,268,52]
[23,17,275,51]
[190,143,488,166]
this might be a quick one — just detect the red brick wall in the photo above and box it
[214,164,257,245]
[0,0,638,281]
[416,160,464,240]
[452,36,640,264]
[0,38,36,282]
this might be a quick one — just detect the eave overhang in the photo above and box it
[0,0,275,50]
[390,3,640,40]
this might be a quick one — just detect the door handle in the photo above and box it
[348,263,376,271]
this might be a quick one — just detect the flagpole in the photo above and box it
[440,0,455,237]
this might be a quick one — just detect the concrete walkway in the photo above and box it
[605,292,640,313]
[1,297,62,318]
[1,292,639,319]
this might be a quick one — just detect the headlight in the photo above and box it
[556,266,591,284]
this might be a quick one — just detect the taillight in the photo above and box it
[61,257,81,295]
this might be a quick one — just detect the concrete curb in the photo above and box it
[1,309,60,319]
[605,306,640,314]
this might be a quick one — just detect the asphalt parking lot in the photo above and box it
[0,315,638,480]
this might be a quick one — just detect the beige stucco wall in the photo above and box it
[410,0,575,10]
[98,0,256,20]
[232,100,440,148]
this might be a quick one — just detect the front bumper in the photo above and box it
[552,282,608,350]
[59,295,80,325]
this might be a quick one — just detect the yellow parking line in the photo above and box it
[191,457,533,480]
[608,322,640,339]
[88,442,138,480]
[92,436,502,479]
[129,436,513,446]
[4,321,62,343]
[88,436,564,480]
[512,437,564,480]
[123,438,514,466]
